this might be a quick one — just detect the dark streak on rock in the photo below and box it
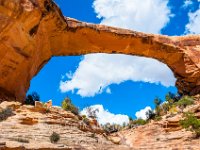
[13,47,30,59]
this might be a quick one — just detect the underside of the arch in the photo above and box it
[0,0,200,102]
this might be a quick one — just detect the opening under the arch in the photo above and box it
[28,54,177,124]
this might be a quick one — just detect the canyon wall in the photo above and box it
[0,0,200,102]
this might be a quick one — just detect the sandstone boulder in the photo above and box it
[44,100,52,109]
[108,136,121,145]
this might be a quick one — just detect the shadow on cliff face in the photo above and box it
[26,54,177,119]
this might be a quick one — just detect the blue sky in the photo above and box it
[28,0,200,124]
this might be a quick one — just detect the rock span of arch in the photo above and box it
[0,0,199,102]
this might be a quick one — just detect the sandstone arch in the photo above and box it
[0,0,200,102]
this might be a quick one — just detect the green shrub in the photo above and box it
[129,117,133,122]
[154,97,162,107]
[154,116,162,121]
[25,92,40,105]
[85,107,99,119]
[0,108,14,121]
[133,119,147,125]
[83,117,90,125]
[82,115,87,119]
[161,103,170,114]
[180,113,200,138]
[175,96,193,108]
[169,105,178,114]
[102,123,122,134]
[153,97,163,116]
[50,132,60,143]
[165,92,178,106]
[61,97,79,115]
[146,109,156,120]
[128,119,148,128]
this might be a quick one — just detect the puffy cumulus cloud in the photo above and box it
[80,104,129,125]
[60,54,176,97]
[93,0,172,33]
[135,106,152,120]
[186,6,200,34]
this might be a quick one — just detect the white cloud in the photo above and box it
[66,71,73,79]
[80,104,129,125]
[60,54,176,97]
[106,87,111,94]
[182,0,193,8]
[93,0,172,33]
[135,106,152,120]
[186,6,200,34]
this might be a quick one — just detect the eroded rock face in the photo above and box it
[0,0,200,102]
[0,101,130,150]
[112,99,200,149]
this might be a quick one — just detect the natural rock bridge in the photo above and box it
[0,0,200,102]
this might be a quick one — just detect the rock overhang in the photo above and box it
[0,0,199,102]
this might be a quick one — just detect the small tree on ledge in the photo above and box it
[61,97,79,115]
[25,92,40,106]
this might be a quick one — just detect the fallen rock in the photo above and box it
[108,136,121,145]
[34,101,46,112]
[44,100,52,109]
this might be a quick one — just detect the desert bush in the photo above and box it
[169,105,178,114]
[129,117,133,122]
[102,123,122,134]
[180,113,200,138]
[161,102,170,114]
[83,117,90,125]
[82,115,87,119]
[50,132,60,143]
[133,119,147,125]
[85,107,99,119]
[154,97,162,116]
[154,97,162,107]
[146,109,156,120]
[0,108,14,121]
[61,97,79,115]
[128,119,148,128]
[154,116,162,121]
[175,96,194,109]
[25,92,40,105]
[165,92,179,105]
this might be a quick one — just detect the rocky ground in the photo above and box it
[110,97,200,150]
[0,99,200,150]
[0,101,130,150]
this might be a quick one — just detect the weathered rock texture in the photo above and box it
[111,99,200,149]
[0,0,200,102]
[1,99,200,149]
[0,101,130,150]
